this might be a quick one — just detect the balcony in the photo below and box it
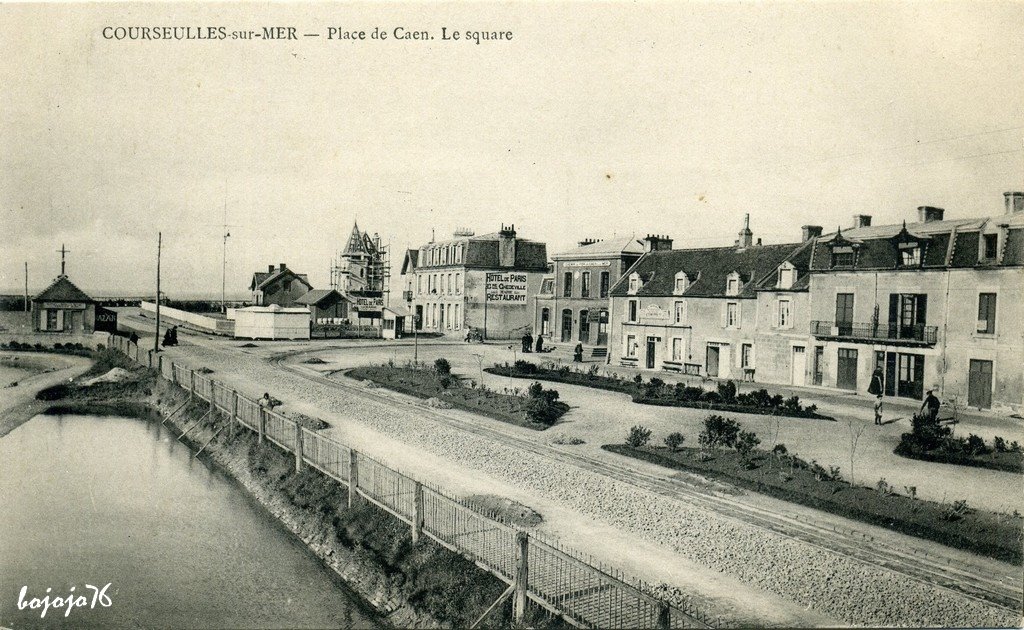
[402,290,413,302]
[810,320,938,346]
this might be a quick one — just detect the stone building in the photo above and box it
[533,236,646,353]
[249,263,313,307]
[607,217,807,379]
[401,225,547,338]
[806,192,1024,411]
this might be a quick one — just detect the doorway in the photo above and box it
[813,346,824,385]
[706,345,720,377]
[540,308,549,336]
[968,360,993,409]
[646,337,659,369]
[561,309,572,342]
[791,346,806,386]
[596,310,609,345]
[579,310,590,343]
[837,348,858,390]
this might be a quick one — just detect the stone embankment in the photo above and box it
[164,345,1021,628]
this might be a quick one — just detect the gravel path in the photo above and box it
[161,340,1020,628]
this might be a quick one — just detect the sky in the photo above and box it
[2,1,1023,297]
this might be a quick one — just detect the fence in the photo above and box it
[107,334,715,629]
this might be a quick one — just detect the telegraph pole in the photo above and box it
[154,232,162,353]
[23,262,28,312]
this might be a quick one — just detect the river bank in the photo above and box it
[0,351,93,438]
[31,350,555,629]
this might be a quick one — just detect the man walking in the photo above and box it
[921,389,941,422]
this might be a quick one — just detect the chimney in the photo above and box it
[643,234,673,252]
[498,224,517,267]
[917,206,944,223]
[1005,191,1024,214]
[852,214,872,228]
[756,238,762,246]
[578,238,599,248]
[279,262,287,270]
[268,264,275,272]
[802,225,823,241]
[737,214,753,248]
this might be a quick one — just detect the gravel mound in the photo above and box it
[83,368,134,386]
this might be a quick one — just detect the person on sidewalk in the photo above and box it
[522,332,533,353]
[921,390,941,422]
[874,395,884,425]
[573,342,584,363]
[535,335,544,353]
[868,367,884,397]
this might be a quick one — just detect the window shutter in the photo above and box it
[56,310,64,331]
[721,303,727,327]
[887,294,899,325]
[916,294,928,325]
[40,310,47,330]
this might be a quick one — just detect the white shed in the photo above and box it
[233,305,311,340]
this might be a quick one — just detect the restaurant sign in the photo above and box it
[486,272,528,303]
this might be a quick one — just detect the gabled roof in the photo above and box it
[250,267,312,291]
[554,236,646,260]
[33,275,93,303]
[400,249,419,275]
[610,242,805,299]
[294,289,343,306]
[342,222,367,256]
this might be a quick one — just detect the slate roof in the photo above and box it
[294,289,344,306]
[809,213,1024,271]
[32,276,93,303]
[341,222,380,256]
[412,232,548,272]
[610,242,807,299]
[554,236,646,259]
[400,249,419,275]
[250,267,312,291]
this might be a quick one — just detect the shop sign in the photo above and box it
[486,272,528,303]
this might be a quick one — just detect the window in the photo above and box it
[454,304,461,329]
[447,273,453,294]
[417,275,423,294]
[778,299,791,328]
[581,272,591,298]
[741,343,753,368]
[283,280,292,292]
[777,266,796,289]
[600,272,610,298]
[628,274,640,294]
[983,234,998,260]
[726,302,739,328]
[674,272,689,294]
[540,277,553,294]
[672,338,684,361]
[626,334,637,357]
[899,245,921,267]
[674,301,686,324]
[563,271,573,297]
[831,247,855,268]
[835,293,855,325]
[628,300,638,323]
[727,277,739,295]
[455,273,462,294]
[978,293,996,334]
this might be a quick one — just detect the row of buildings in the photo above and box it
[400,192,1024,412]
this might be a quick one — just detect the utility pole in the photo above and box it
[23,262,28,312]
[154,232,162,354]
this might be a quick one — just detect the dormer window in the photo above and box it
[673,272,690,295]
[777,263,797,290]
[831,246,855,268]
[628,273,641,295]
[899,243,921,267]
[725,272,742,296]
[982,233,998,260]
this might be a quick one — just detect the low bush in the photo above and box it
[664,432,685,451]
[626,425,652,448]
[896,413,1022,473]
[698,415,740,449]
[433,358,452,377]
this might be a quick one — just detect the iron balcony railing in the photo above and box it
[810,320,938,345]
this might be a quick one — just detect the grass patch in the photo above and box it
[604,443,1023,565]
[348,364,568,430]
[486,362,831,420]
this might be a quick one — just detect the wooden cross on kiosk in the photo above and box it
[57,244,69,276]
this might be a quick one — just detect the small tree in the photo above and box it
[699,415,741,448]
[664,432,685,451]
[847,419,866,486]
[626,425,652,448]
[717,380,737,403]
[735,429,761,465]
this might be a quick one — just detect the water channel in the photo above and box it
[0,413,381,628]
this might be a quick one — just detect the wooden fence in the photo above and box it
[107,334,716,629]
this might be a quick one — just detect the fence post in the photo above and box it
[258,408,266,445]
[147,350,153,369]
[230,390,238,434]
[657,602,670,630]
[294,423,303,472]
[189,370,195,402]
[158,353,163,375]
[412,481,424,543]
[347,448,359,508]
[513,531,529,623]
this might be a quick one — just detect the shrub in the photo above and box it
[966,433,989,456]
[716,380,737,403]
[993,436,1007,453]
[876,478,893,495]
[434,358,452,376]
[528,382,560,404]
[633,374,643,385]
[735,429,761,463]
[944,499,972,522]
[700,390,723,404]
[771,443,788,456]
[783,395,802,412]
[674,384,704,402]
[664,432,685,451]
[525,397,561,426]
[828,465,842,482]
[513,360,538,374]
[698,415,740,448]
[626,425,652,448]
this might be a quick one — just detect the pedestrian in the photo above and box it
[868,367,883,396]
[921,390,941,422]
[162,328,173,348]
[535,335,544,353]
[170,326,179,346]
[522,332,533,353]
[874,395,883,425]
[573,342,584,363]
[465,328,472,343]
[258,392,271,409]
